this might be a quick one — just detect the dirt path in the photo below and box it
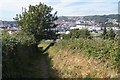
[39,54,49,78]
[33,54,49,78]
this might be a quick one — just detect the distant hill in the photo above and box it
[0,20,17,27]
[58,14,118,24]
[83,14,118,23]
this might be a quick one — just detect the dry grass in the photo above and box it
[39,41,118,78]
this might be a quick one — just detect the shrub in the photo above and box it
[2,30,37,78]
[53,39,120,70]
[102,28,116,40]
[63,29,91,39]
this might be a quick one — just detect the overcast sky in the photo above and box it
[0,0,119,21]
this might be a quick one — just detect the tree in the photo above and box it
[14,2,58,43]
[102,28,116,40]
[63,29,91,39]
[102,26,107,39]
[106,28,116,39]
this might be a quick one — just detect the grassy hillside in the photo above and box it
[39,38,120,78]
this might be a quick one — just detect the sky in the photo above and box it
[0,0,120,21]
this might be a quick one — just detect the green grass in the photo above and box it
[39,38,120,78]
[90,32,101,37]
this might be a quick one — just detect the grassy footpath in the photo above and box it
[39,38,120,78]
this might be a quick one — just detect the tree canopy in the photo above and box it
[14,2,58,43]
[63,29,91,39]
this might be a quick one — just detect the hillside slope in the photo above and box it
[39,39,120,78]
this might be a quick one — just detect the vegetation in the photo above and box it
[63,29,91,39]
[2,1,120,79]
[102,28,116,40]
[2,30,37,78]
[63,28,117,40]
[105,22,118,27]
[105,28,116,39]
[58,14,118,24]
[39,38,120,78]
[83,14,118,24]
[2,2,57,78]
[14,2,57,43]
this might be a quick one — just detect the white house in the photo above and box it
[7,27,19,34]
[70,24,101,31]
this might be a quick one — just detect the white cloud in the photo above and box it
[0,0,49,20]
[0,0,119,20]
[51,0,119,16]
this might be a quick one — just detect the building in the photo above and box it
[70,24,101,31]
[0,20,19,34]
[7,27,20,34]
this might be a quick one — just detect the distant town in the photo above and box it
[0,14,120,35]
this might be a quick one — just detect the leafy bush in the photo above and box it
[53,38,120,70]
[102,28,116,40]
[63,29,91,39]
[2,30,35,55]
[2,30,37,78]
[63,34,71,39]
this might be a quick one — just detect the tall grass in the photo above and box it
[39,38,120,78]
[54,38,120,70]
